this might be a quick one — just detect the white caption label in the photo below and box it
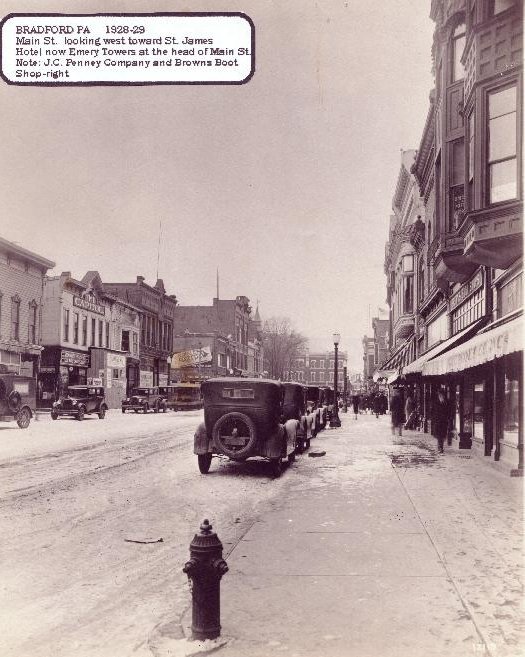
[1,13,254,85]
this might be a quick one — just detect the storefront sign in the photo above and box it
[60,350,90,368]
[171,346,212,369]
[423,316,523,376]
[73,295,105,315]
[88,377,103,386]
[450,270,483,312]
[499,274,522,318]
[159,373,168,386]
[107,353,126,369]
[40,366,56,374]
[140,370,154,387]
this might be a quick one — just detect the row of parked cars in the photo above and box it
[193,378,337,477]
[0,370,203,427]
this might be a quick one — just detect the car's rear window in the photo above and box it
[222,388,255,399]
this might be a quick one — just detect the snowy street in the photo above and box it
[0,410,290,657]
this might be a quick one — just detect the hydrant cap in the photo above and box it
[200,519,213,535]
[189,519,224,551]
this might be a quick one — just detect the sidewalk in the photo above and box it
[184,413,524,657]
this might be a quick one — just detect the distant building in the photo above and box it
[172,297,263,378]
[40,271,141,408]
[290,349,348,387]
[104,276,177,387]
[0,236,55,376]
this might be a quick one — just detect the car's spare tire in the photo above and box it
[212,412,257,460]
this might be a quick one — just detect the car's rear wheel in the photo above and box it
[77,406,85,421]
[198,454,212,474]
[270,456,283,478]
[51,410,58,420]
[122,408,126,414]
[16,407,31,429]
[212,412,257,460]
[98,406,106,419]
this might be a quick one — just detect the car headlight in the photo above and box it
[52,401,59,407]
[72,399,77,405]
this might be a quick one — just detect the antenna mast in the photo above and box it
[156,220,162,280]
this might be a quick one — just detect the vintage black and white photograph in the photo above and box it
[0,1,523,656]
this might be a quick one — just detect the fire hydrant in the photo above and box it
[183,519,228,640]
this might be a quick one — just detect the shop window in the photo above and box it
[28,301,37,343]
[473,382,485,441]
[450,139,465,229]
[488,86,518,204]
[63,308,70,343]
[82,316,87,346]
[73,312,79,345]
[91,318,96,346]
[451,23,466,82]
[503,357,520,446]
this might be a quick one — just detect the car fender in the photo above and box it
[194,421,212,454]
[284,418,299,454]
[262,424,286,458]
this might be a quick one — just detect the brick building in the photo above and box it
[290,350,348,387]
[0,236,55,376]
[379,0,523,475]
[40,271,141,408]
[172,296,263,377]
[104,277,177,387]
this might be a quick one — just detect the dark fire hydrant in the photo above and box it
[183,519,228,640]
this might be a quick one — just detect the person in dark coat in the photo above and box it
[373,393,382,418]
[432,390,450,453]
[351,394,360,419]
[390,389,404,436]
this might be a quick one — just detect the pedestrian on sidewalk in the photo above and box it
[373,393,382,418]
[432,389,450,453]
[351,393,360,419]
[390,388,404,436]
[404,392,416,429]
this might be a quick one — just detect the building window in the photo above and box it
[452,289,484,333]
[73,312,79,345]
[451,23,466,82]
[28,301,37,343]
[11,296,21,341]
[427,312,449,346]
[82,316,87,346]
[468,112,475,206]
[498,274,522,318]
[106,322,110,348]
[98,320,103,347]
[132,332,138,356]
[418,259,425,303]
[488,86,518,204]
[489,0,516,16]
[311,371,316,382]
[91,318,96,346]
[402,275,414,314]
[63,308,70,343]
[450,139,465,229]
[319,372,325,382]
[141,316,146,344]
[122,330,130,352]
[402,254,414,272]
[310,359,316,368]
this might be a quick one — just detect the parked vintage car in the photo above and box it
[305,384,323,435]
[51,385,107,420]
[0,371,35,428]
[122,387,167,413]
[193,377,297,477]
[282,382,309,452]
[322,387,335,424]
[159,383,203,411]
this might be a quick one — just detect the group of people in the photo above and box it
[350,392,388,419]
[390,387,450,453]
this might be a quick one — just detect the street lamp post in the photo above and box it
[330,333,341,427]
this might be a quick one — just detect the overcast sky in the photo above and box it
[0,0,434,370]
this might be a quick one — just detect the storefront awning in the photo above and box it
[377,337,413,373]
[422,314,523,377]
[402,318,486,376]
[373,369,396,382]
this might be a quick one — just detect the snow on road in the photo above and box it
[0,410,293,657]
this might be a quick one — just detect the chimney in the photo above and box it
[137,275,145,284]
